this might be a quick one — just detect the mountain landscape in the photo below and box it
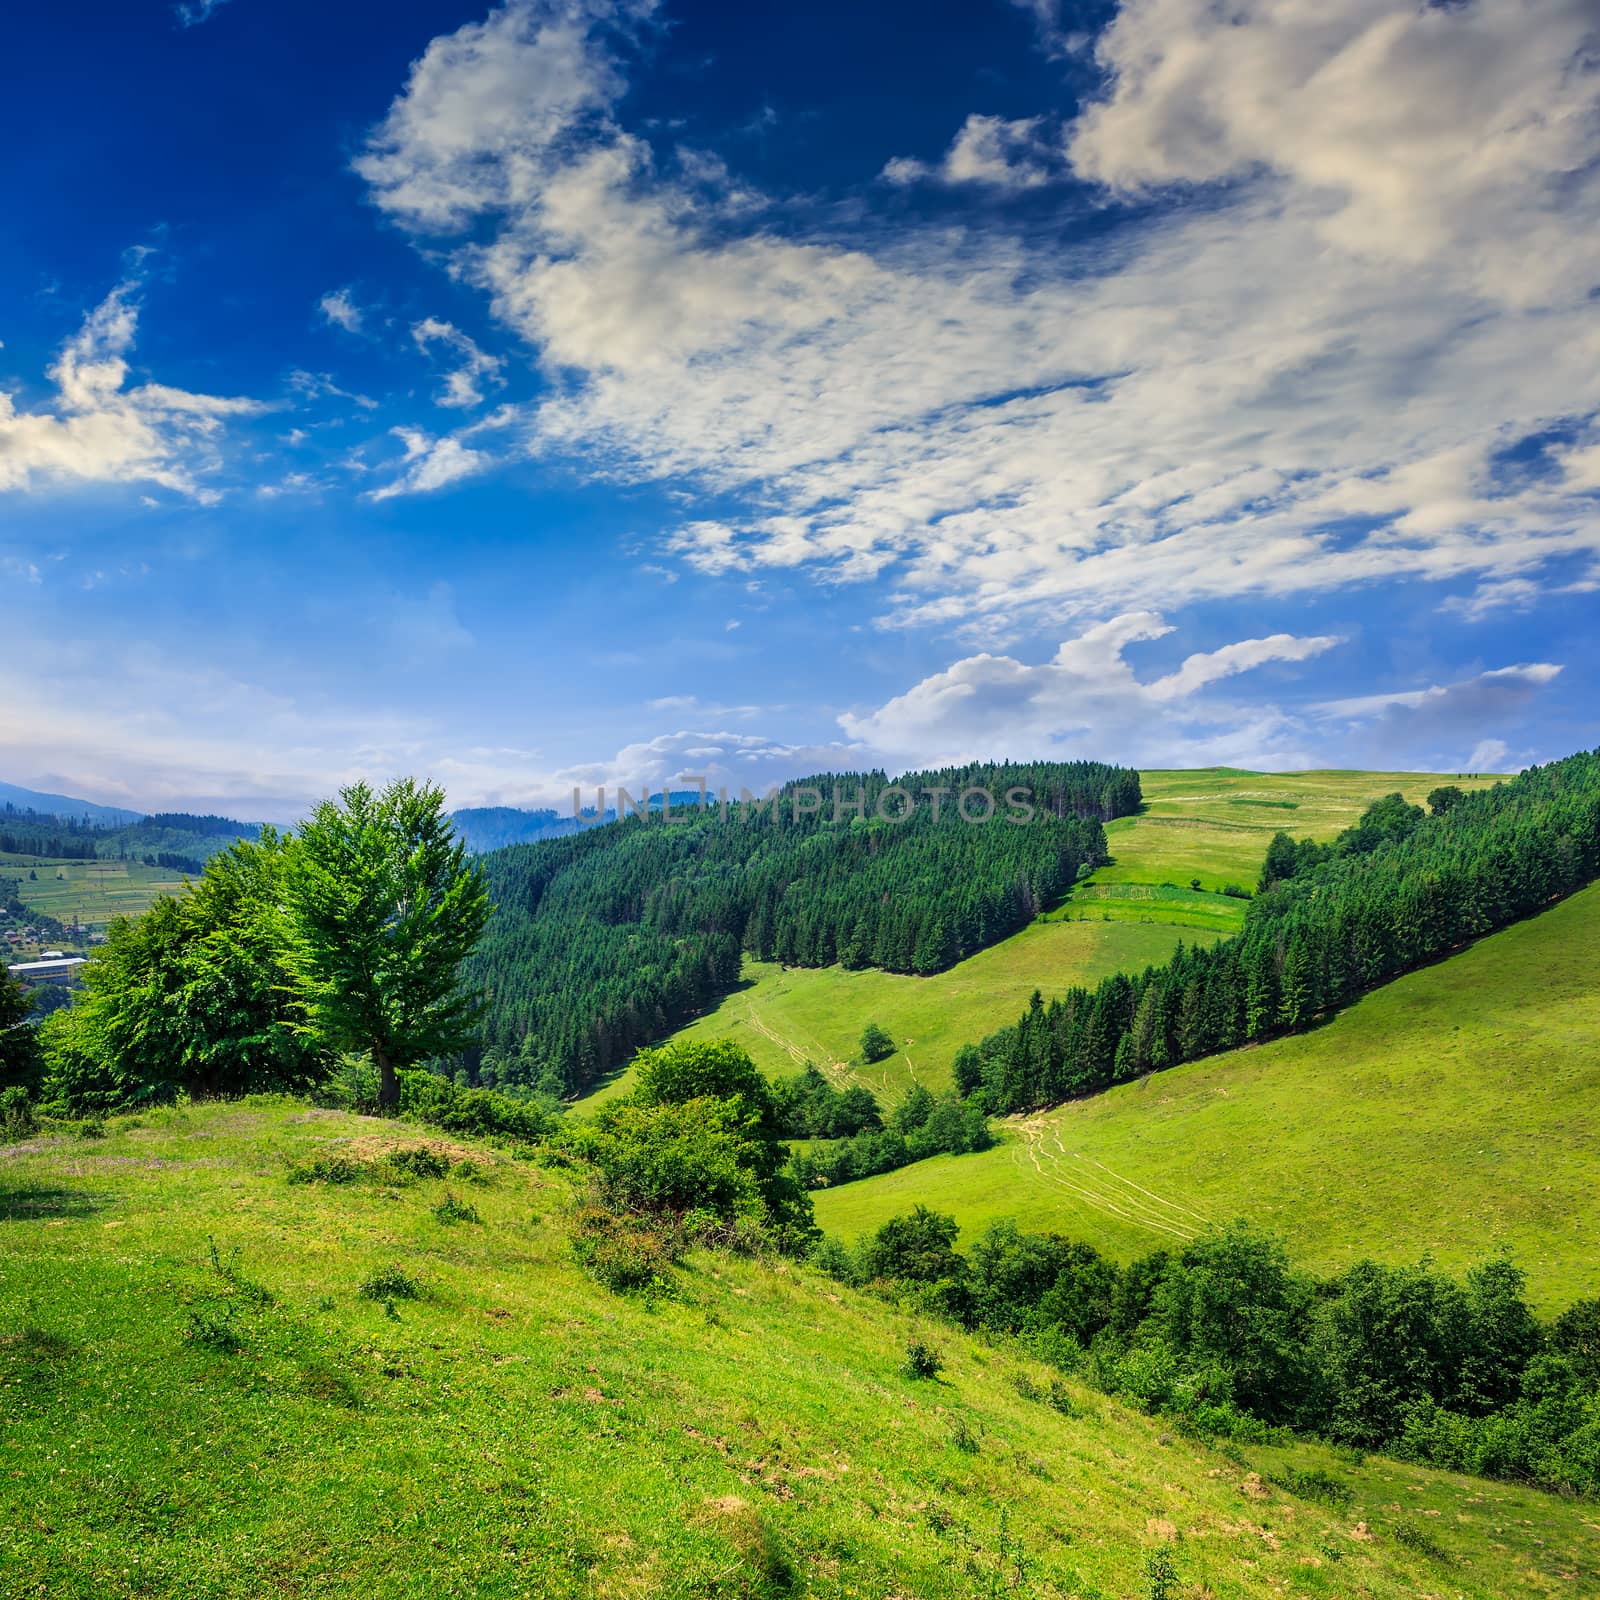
[5,751,1600,1596]
[7,0,1600,1593]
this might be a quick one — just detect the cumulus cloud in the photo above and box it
[1068,0,1600,304]
[318,287,365,334]
[411,317,505,407]
[0,280,264,499]
[883,115,1062,190]
[346,0,1600,639]
[838,612,1340,767]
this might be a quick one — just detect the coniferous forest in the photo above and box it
[466,761,1138,1095]
[959,749,1600,1115]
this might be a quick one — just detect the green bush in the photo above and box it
[388,1144,451,1179]
[433,1190,481,1225]
[285,1155,370,1186]
[0,1086,38,1139]
[358,1265,422,1301]
[397,1069,557,1144]
[858,1022,894,1063]
[900,1339,943,1380]
[569,1204,680,1295]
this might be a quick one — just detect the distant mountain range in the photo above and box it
[0,781,144,827]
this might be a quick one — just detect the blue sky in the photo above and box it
[2,0,1597,820]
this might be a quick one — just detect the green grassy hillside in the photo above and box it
[587,919,1203,1108]
[3,1101,1594,1598]
[600,768,1501,1111]
[815,881,1600,1312]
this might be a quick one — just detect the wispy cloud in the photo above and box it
[175,0,235,26]
[352,0,1600,641]
[411,317,505,408]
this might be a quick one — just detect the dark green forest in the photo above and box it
[467,761,1139,1096]
[958,749,1600,1114]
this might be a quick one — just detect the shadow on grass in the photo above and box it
[0,1186,115,1222]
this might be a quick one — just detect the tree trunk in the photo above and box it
[374,1043,398,1111]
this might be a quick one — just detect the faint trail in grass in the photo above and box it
[1009,1119,1198,1241]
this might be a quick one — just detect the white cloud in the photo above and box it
[839,612,1339,767]
[1316,662,1563,720]
[318,287,365,334]
[1468,738,1512,773]
[0,280,263,499]
[349,0,1600,640]
[883,115,1062,191]
[1068,0,1600,305]
[412,317,505,407]
[365,425,491,500]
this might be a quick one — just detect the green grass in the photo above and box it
[1095,768,1504,893]
[2,1099,1595,1598]
[1,851,191,933]
[815,881,1600,1312]
[582,918,1206,1108]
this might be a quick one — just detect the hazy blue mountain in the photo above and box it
[0,781,143,827]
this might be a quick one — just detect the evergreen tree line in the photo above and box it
[956,751,1600,1116]
[821,1208,1600,1496]
[0,830,99,860]
[467,761,1136,1096]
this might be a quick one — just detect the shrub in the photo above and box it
[185,1304,243,1353]
[285,1154,370,1185]
[1269,1466,1353,1510]
[359,1265,422,1302]
[1144,1548,1180,1600]
[900,1339,943,1380]
[578,1098,762,1216]
[433,1190,481,1225]
[397,1069,557,1144]
[0,1087,37,1139]
[947,1413,979,1453]
[1392,1520,1449,1562]
[569,1204,679,1295]
[388,1144,451,1179]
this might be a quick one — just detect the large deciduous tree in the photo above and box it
[282,779,490,1108]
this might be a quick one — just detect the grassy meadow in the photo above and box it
[3,1099,1596,1598]
[815,881,1600,1312]
[585,919,1204,1108]
[601,767,1503,1112]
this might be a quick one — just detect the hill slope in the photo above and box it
[2,1101,1594,1597]
[814,881,1600,1311]
[624,767,1501,1109]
